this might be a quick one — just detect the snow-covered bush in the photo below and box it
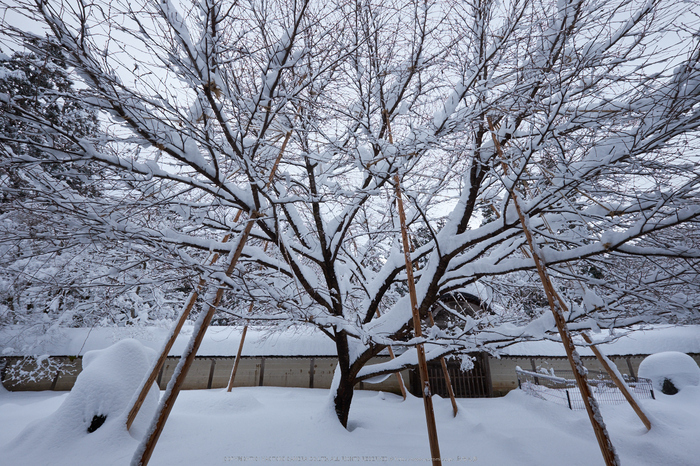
[638,352,700,395]
[3,339,159,461]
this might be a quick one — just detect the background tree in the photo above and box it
[0,44,197,351]
[0,41,99,201]
[0,0,699,429]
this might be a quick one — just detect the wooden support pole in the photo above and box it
[126,225,236,430]
[582,333,652,430]
[404,234,457,415]
[134,215,258,466]
[126,289,199,429]
[388,346,408,400]
[488,119,619,466]
[382,107,440,463]
[226,311,250,392]
[511,192,618,466]
[538,214,651,431]
[361,111,409,400]
[428,312,458,417]
[268,131,291,186]
[226,243,269,391]
[395,175,442,466]
[226,134,289,391]
[375,307,408,400]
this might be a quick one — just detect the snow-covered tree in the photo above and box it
[0,42,99,201]
[1,0,699,427]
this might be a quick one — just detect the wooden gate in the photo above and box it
[411,353,492,398]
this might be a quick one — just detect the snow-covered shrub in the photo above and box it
[66,339,159,434]
[1,354,71,386]
[3,338,159,460]
[638,352,700,395]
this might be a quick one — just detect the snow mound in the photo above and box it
[638,352,700,395]
[2,339,159,465]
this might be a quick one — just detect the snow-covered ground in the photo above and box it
[2,383,699,465]
[2,340,698,465]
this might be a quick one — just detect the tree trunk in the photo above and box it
[333,330,355,428]
[333,370,355,428]
[330,330,391,427]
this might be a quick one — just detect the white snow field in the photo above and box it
[1,376,699,465]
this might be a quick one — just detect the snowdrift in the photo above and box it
[1,339,159,465]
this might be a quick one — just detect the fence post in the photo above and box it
[566,390,572,410]
[309,358,315,389]
[626,357,637,381]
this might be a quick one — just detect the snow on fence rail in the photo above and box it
[515,367,655,410]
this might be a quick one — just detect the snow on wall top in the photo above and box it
[496,325,700,357]
[0,325,337,358]
[1,325,698,358]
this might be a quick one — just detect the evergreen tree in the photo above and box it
[0,40,99,204]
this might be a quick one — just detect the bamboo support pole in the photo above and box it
[134,214,258,466]
[387,346,408,400]
[374,110,408,401]
[382,108,445,425]
[489,117,651,431]
[375,307,408,400]
[125,289,201,430]
[395,175,442,466]
[539,212,653,431]
[406,236,458,416]
[385,108,450,410]
[488,119,619,466]
[226,242,272,391]
[126,218,239,430]
[427,312,458,417]
[582,333,652,430]
[226,134,290,391]
[534,216,652,432]
[226,305,252,391]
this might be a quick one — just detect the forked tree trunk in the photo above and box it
[333,330,356,428]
